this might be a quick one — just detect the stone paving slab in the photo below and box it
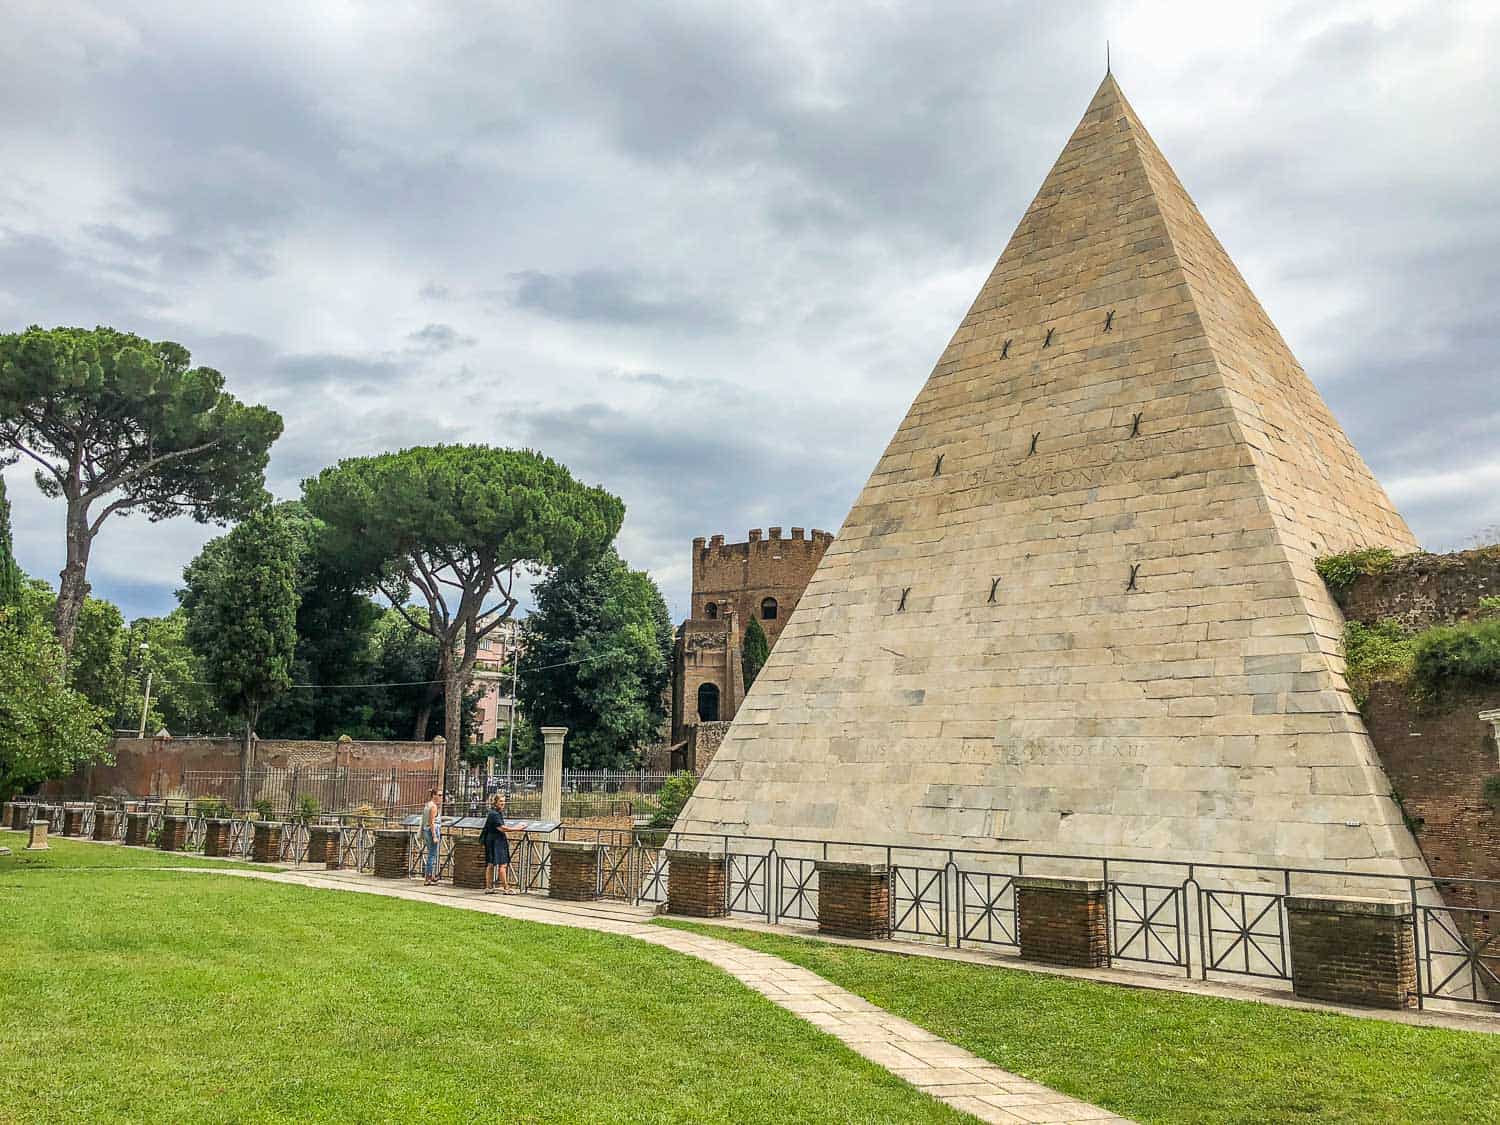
[172,866,1132,1124]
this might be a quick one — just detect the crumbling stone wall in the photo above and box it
[1340,550,1500,911]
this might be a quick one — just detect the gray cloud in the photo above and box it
[2,1,1498,622]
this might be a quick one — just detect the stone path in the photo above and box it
[199,866,1130,1124]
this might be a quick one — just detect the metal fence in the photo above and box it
[180,766,439,818]
[18,799,1495,1014]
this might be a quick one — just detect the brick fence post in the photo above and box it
[1285,895,1417,1009]
[27,819,49,850]
[93,808,120,841]
[251,821,284,863]
[203,819,233,857]
[1,802,14,829]
[548,841,602,901]
[373,829,409,879]
[814,860,890,939]
[1015,876,1110,967]
[124,810,152,847]
[63,805,88,837]
[307,825,342,867]
[665,849,728,917]
[12,802,36,830]
[157,815,189,852]
[451,836,487,889]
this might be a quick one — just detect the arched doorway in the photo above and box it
[705,602,718,619]
[761,596,778,620]
[697,682,721,722]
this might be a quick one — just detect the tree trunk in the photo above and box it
[54,500,93,657]
[411,679,440,741]
[239,703,259,811]
[442,660,465,797]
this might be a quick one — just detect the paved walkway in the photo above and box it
[198,865,1129,1124]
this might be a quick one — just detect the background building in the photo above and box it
[469,619,522,744]
[671,527,831,754]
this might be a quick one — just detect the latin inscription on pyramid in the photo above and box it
[676,76,1427,875]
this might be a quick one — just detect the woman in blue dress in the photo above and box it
[481,792,514,895]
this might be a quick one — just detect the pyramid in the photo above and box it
[676,75,1428,876]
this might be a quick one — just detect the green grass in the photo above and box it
[658,920,1500,1125]
[0,830,264,873]
[0,864,967,1124]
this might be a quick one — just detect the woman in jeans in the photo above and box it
[420,788,442,885]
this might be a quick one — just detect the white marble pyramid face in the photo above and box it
[675,76,1427,876]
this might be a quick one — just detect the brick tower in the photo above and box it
[676,76,1429,879]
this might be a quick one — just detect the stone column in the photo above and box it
[27,819,49,850]
[157,815,189,852]
[203,819,233,857]
[665,849,727,917]
[451,836,487,889]
[373,829,409,879]
[251,821,284,863]
[1285,895,1417,1009]
[124,811,151,846]
[815,860,890,939]
[1015,876,1109,967]
[63,805,87,837]
[541,727,567,824]
[548,841,600,901]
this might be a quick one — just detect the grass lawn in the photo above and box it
[0,859,969,1124]
[0,830,264,873]
[658,920,1500,1125]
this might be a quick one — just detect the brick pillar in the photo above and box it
[1,802,14,829]
[548,841,601,901]
[13,802,36,830]
[203,819,233,857]
[1015,877,1109,967]
[307,825,342,867]
[27,819,48,850]
[665,849,728,917]
[124,811,151,846]
[157,815,189,852]
[451,836,487,889]
[815,861,890,939]
[1285,895,1417,1009]
[63,806,87,837]
[373,829,409,879]
[251,821,284,863]
[93,809,120,841]
[35,805,57,832]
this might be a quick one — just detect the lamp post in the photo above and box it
[136,642,152,739]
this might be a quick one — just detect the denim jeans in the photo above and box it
[422,829,439,878]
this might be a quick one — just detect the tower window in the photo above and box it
[697,683,720,722]
[761,597,778,620]
[705,602,718,619]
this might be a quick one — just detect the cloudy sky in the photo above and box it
[3,1,1498,623]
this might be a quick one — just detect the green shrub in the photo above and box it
[1412,616,1500,697]
[648,772,697,832]
[1483,775,1500,810]
[194,797,220,819]
[1315,547,1396,594]
[294,794,320,822]
[1478,596,1500,618]
[252,798,275,820]
[1341,619,1415,707]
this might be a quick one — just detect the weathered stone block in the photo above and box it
[27,819,49,849]
[1286,895,1416,1009]
[92,809,120,841]
[62,805,88,837]
[202,819,233,857]
[451,836,487,889]
[1015,876,1109,968]
[124,811,151,847]
[372,829,409,879]
[548,841,601,901]
[157,815,189,852]
[251,821,284,863]
[306,825,342,867]
[665,849,727,917]
[815,860,890,940]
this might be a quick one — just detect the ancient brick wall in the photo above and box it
[691,528,833,648]
[1338,546,1500,632]
[41,736,441,800]
[688,722,732,773]
[1338,550,1500,912]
